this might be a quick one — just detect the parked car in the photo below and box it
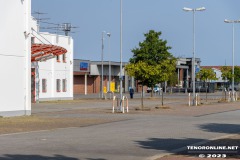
[147,87,152,93]
[229,85,239,91]
[147,86,162,93]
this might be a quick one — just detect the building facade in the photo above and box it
[176,58,201,89]
[73,58,200,94]
[73,60,131,94]
[0,0,31,116]
[31,19,74,102]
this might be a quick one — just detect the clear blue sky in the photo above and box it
[32,0,240,66]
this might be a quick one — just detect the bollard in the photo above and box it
[112,96,116,113]
[233,91,236,101]
[126,96,129,113]
[122,96,125,113]
[236,92,238,101]
[195,93,198,106]
[112,96,129,114]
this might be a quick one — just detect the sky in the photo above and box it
[32,0,240,66]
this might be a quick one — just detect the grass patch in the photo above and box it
[155,105,171,109]
[0,116,117,134]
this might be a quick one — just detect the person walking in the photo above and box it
[129,87,134,99]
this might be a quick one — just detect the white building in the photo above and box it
[31,19,74,101]
[0,0,73,117]
[0,0,31,116]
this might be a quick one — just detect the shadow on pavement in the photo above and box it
[136,138,203,151]
[136,123,240,158]
[86,158,107,160]
[198,123,240,134]
[0,154,79,160]
[136,137,240,158]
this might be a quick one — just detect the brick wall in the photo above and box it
[73,75,85,94]
[74,75,119,94]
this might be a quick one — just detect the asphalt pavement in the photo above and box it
[0,93,239,160]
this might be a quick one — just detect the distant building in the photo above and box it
[73,60,131,94]
[176,58,201,89]
[73,58,201,94]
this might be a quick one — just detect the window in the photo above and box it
[62,53,66,63]
[42,79,47,93]
[56,55,60,62]
[56,79,61,92]
[62,79,67,92]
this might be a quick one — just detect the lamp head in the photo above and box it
[107,33,111,37]
[183,7,193,11]
[195,7,206,11]
[224,19,231,23]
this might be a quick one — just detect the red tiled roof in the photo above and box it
[201,66,239,70]
[31,43,67,62]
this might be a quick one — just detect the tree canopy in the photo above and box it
[126,30,176,87]
[196,68,217,82]
[221,66,240,83]
[125,30,176,108]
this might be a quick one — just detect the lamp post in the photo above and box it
[107,33,111,92]
[183,7,206,106]
[224,19,240,101]
[120,0,123,101]
[101,31,110,99]
[101,31,105,99]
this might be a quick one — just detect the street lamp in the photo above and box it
[120,0,123,102]
[101,31,111,99]
[183,7,206,106]
[107,33,111,92]
[101,31,105,99]
[224,19,240,101]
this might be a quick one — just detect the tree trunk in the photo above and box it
[162,82,164,106]
[141,82,144,110]
[205,82,208,102]
[151,86,153,97]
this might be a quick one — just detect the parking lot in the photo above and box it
[0,92,239,160]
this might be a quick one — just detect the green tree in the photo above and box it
[221,66,240,83]
[196,68,217,102]
[221,66,232,83]
[125,30,176,109]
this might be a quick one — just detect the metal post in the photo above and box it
[177,68,180,87]
[232,23,235,101]
[183,7,205,105]
[224,19,240,100]
[107,33,111,92]
[101,32,104,99]
[85,73,87,95]
[109,61,111,91]
[120,0,123,103]
[192,10,196,106]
